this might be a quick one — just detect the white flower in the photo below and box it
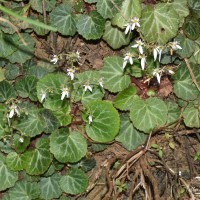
[40,91,47,102]
[67,68,75,80]
[61,87,69,100]
[83,83,92,92]
[98,78,104,88]
[124,17,140,34]
[88,115,92,124]
[9,104,20,118]
[153,46,163,62]
[50,54,58,64]
[131,39,144,54]
[123,52,133,69]
[169,41,182,50]
[153,68,163,84]
[19,137,24,143]
[139,54,146,70]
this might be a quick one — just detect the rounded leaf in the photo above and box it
[183,103,200,128]
[6,152,24,171]
[140,3,179,44]
[8,33,35,64]
[173,63,199,100]
[116,114,147,151]
[15,75,38,101]
[103,21,131,49]
[50,128,87,163]
[0,158,18,191]
[85,100,120,142]
[8,180,40,200]
[130,97,168,133]
[114,86,138,111]
[40,174,62,200]
[96,0,122,19]
[60,168,88,195]
[0,80,16,102]
[22,138,52,175]
[50,4,76,36]
[15,110,45,137]
[100,56,131,93]
[76,11,105,40]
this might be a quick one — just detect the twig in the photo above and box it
[0,17,27,46]
[140,157,160,200]
[42,0,47,24]
[184,58,200,92]
[184,136,194,179]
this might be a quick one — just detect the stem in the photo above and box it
[184,58,200,92]
[42,0,47,24]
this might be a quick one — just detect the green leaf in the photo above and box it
[15,110,45,137]
[100,56,131,93]
[96,0,122,19]
[140,3,179,44]
[76,11,105,40]
[40,174,62,200]
[0,156,18,191]
[0,32,17,58]
[0,68,5,82]
[23,138,52,175]
[188,0,200,18]
[6,152,24,171]
[103,21,131,49]
[71,157,96,172]
[15,75,38,101]
[112,0,141,28]
[36,73,69,111]
[130,97,168,133]
[0,80,16,102]
[189,38,200,64]
[114,86,138,111]
[175,34,195,58]
[166,101,181,126]
[183,18,200,40]
[72,71,104,105]
[115,114,147,151]
[8,33,35,64]
[60,168,88,195]
[50,128,87,163]
[40,109,60,133]
[13,134,30,154]
[173,63,199,100]
[50,4,76,36]
[4,64,20,80]
[183,103,200,128]
[52,111,72,126]
[8,180,40,200]
[30,0,56,13]
[170,0,189,25]
[85,100,120,142]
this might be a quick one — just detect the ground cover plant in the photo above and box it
[0,0,199,199]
